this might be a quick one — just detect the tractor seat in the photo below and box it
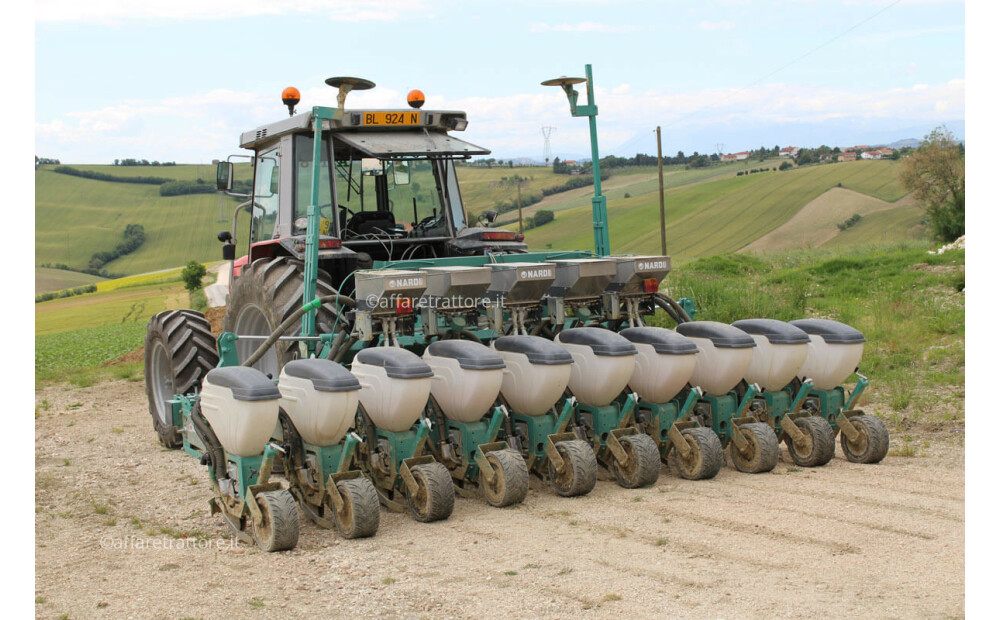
[346,210,400,237]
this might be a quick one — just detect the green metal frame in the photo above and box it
[635,389,702,457]
[697,385,761,448]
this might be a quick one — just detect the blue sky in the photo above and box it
[34,0,965,163]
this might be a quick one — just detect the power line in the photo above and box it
[661,0,905,131]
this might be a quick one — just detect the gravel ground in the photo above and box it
[35,380,965,619]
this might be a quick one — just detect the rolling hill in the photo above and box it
[34,159,921,283]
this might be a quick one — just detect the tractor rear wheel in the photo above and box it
[406,462,455,523]
[144,310,219,449]
[729,422,779,473]
[223,257,343,377]
[785,416,836,467]
[481,449,529,507]
[252,489,300,552]
[547,440,598,497]
[611,434,661,489]
[333,477,380,539]
[840,414,890,464]
[669,427,724,480]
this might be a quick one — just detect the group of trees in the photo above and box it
[53,166,172,185]
[113,159,176,166]
[88,224,147,271]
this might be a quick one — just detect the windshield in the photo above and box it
[333,153,463,240]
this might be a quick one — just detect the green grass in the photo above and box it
[652,242,964,425]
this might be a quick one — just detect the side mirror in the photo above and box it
[222,244,236,261]
[485,210,498,223]
[392,161,410,186]
[217,230,233,243]
[216,162,233,191]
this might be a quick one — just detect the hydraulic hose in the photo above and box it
[242,293,356,368]
[190,403,227,480]
[653,292,692,324]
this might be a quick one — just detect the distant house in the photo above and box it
[734,151,749,161]
[861,148,894,160]
[779,146,800,158]
[839,151,857,162]
[721,153,739,162]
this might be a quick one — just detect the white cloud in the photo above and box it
[35,0,426,23]
[35,79,966,163]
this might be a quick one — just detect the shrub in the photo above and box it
[181,261,207,292]
[533,210,555,227]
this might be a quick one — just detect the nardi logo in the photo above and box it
[519,269,553,280]
[387,277,425,289]
[636,260,668,271]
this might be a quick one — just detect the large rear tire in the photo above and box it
[222,257,343,377]
[144,310,219,449]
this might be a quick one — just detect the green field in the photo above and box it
[35,165,251,275]
[524,160,913,258]
[35,267,107,294]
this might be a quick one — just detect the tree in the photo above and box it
[898,126,964,241]
[181,261,208,292]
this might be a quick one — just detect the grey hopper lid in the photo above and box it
[620,327,698,355]
[426,340,505,371]
[676,321,756,349]
[789,319,866,344]
[206,367,281,402]
[731,319,810,345]
[493,335,574,365]
[355,348,434,379]
[282,359,361,392]
[557,327,637,357]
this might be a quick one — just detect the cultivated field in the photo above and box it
[36,267,107,295]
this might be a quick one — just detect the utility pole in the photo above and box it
[517,182,523,234]
[656,126,666,255]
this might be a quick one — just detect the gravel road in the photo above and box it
[34,379,964,619]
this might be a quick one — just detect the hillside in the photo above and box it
[35,159,916,279]
[35,164,252,276]
[523,160,915,257]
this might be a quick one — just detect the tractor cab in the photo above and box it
[217,78,527,285]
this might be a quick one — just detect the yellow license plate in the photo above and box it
[362,111,421,126]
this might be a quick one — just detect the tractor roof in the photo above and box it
[240,108,484,156]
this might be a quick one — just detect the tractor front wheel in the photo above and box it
[143,310,219,448]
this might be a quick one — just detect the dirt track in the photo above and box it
[35,380,964,619]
